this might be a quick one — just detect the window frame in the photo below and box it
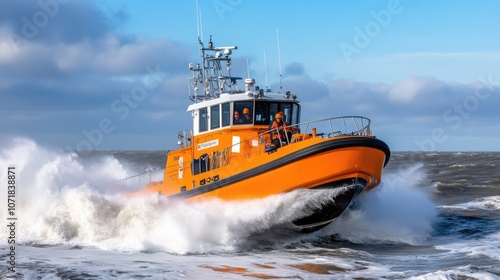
[222,102,230,127]
[210,104,220,129]
[199,107,208,132]
[233,101,254,125]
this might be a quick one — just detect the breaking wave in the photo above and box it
[0,138,438,254]
[322,163,438,245]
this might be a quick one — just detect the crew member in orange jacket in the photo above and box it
[271,113,291,146]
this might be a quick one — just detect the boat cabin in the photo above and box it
[188,96,301,136]
[167,38,305,185]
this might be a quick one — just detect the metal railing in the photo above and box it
[177,129,193,147]
[120,116,372,190]
[274,116,372,146]
[119,168,165,192]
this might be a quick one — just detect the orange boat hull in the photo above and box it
[129,136,390,230]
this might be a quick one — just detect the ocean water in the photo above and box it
[0,138,499,279]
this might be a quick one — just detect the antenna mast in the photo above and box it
[264,50,269,91]
[277,29,283,94]
[196,0,203,44]
[246,58,250,78]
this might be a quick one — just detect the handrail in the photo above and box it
[180,115,372,171]
[118,168,165,191]
[120,116,372,190]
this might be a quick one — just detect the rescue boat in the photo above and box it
[129,38,390,231]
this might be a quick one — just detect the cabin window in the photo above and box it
[210,105,220,129]
[222,102,230,127]
[281,103,292,125]
[269,103,279,122]
[234,101,253,125]
[266,102,301,125]
[292,103,300,124]
[254,101,270,125]
[199,108,208,132]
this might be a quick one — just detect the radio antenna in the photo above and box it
[276,29,282,94]
[196,0,203,46]
[196,0,200,38]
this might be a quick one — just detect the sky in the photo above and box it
[1,0,499,151]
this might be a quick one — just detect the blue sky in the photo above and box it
[1,0,499,151]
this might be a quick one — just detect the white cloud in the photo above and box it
[388,76,440,103]
[0,28,22,63]
[283,73,500,150]
[54,40,94,71]
[2,1,500,151]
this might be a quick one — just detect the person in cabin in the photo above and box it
[242,107,252,124]
[234,110,243,124]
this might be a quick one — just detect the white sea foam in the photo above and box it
[323,163,438,245]
[435,231,500,261]
[460,196,499,210]
[408,265,500,280]
[0,138,438,253]
[0,138,347,254]
[438,196,500,216]
[0,138,131,245]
